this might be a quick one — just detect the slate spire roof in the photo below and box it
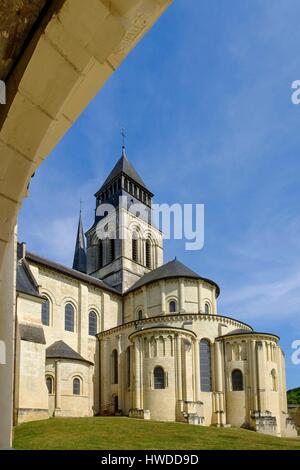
[96,147,151,195]
[72,210,87,273]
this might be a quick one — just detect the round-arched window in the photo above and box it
[232,369,244,391]
[137,309,143,320]
[154,366,165,389]
[65,303,75,332]
[89,311,97,336]
[204,302,210,315]
[200,339,212,392]
[46,376,54,394]
[169,300,177,313]
[42,296,50,326]
[73,377,81,395]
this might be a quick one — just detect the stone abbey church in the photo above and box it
[15,147,297,437]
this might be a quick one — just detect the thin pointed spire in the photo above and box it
[72,208,87,273]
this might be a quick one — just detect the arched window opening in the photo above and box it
[65,303,75,332]
[112,349,118,384]
[204,302,210,315]
[89,311,97,336]
[126,347,131,387]
[154,366,165,389]
[137,309,143,320]
[42,296,50,326]
[46,376,54,394]
[132,235,138,263]
[73,377,81,395]
[232,369,244,391]
[145,239,151,268]
[200,339,212,392]
[271,369,277,391]
[169,300,177,313]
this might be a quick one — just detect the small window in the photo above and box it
[154,366,165,389]
[204,302,210,315]
[232,369,244,391]
[46,376,54,394]
[138,309,143,320]
[73,377,81,395]
[169,300,177,313]
[89,311,97,336]
[112,349,118,384]
[42,297,50,326]
[65,303,75,332]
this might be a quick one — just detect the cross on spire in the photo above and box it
[121,128,126,147]
[121,128,126,157]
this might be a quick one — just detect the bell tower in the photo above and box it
[85,146,163,292]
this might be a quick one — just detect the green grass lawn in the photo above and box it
[13,417,300,450]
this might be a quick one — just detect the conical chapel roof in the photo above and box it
[126,258,220,296]
[95,149,151,195]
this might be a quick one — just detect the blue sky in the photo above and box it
[19,0,300,388]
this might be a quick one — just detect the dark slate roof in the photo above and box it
[96,150,150,195]
[126,258,220,296]
[26,251,120,295]
[217,330,279,340]
[72,211,87,273]
[19,323,46,344]
[46,340,93,365]
[16,259,42,298]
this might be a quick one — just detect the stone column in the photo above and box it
[78,283,88,357]
[193,339,200,401]
[101,338,110,413]
[250,340,258,412]
[140,339,144,409]
[0,228,16,448]
[179,279,185,313]
[176,335,183,401]
[143,287,148,318]
[214,340,225,425]
[197,281,202,313]
[256,341,266,413]
[117,335,124,411]
[55,360,61,410]
[212,286,217,314]
[134,339,141,409]
[278,347,288,414]
[129,293,134,320]
[88,365,93,416]
[160,280,166,314]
